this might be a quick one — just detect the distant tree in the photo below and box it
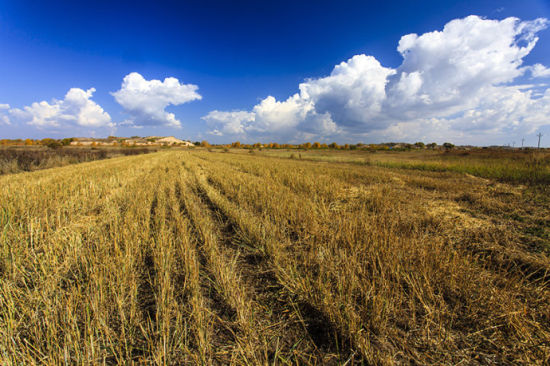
[193,141,201,146]
[427,142,437,149]
[320,143,328,149]
[253,142,262,148]
[42,138,62,149]
[200,140,210,147]
[329,142,338,149]
[61,138,74,146]
[272,142,280,148]
[231,141,241,148]
[443,142,455,150]
[344,144,350,150]
[24,138,33,146]
[303,142,312,149]
[414,142,425,148]
[131,135,140,139]
[312,142,321,149]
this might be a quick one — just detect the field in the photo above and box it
[1,148,549,364]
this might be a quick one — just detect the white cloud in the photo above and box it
[203,15,550,144]
[530,63,550,78]
[112,72,201,128]
[0,104,10,125]
[6,88,112,128]
[384,16,547,119]
[202,110,255,135]
[300,55,394,130]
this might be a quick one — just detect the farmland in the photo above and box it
[1,148,549,364]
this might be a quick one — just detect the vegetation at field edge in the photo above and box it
[0,147,154,175]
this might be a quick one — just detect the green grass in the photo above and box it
[248,148,550,185]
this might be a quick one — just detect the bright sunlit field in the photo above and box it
[1,149,549,364]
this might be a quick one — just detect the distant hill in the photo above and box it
[70,136,194,146]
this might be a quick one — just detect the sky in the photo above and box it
[1,0,550,146]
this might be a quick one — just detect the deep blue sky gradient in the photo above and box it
[1,0,549,141]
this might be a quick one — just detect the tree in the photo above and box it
[24,139,33,146]
[253,142,262,148]
[414,142,425,148]
[320,143,328,149]
[200,140,210,147]
[427,142,437,149]
[231,141,241,148]
[303,142,312,149]
[443,142,454,150]
[329,142,338,149]
[41,138,61,149]
[312,142,321,149]
[61,138,74,146]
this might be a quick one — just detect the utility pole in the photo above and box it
[521,138,525,148]
[537,132,543,149]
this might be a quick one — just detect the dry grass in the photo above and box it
[0,149,549,364]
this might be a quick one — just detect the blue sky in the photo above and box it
[1,0,550,146]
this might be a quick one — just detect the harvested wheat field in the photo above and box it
[1,149,549,365]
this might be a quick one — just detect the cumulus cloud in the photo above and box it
[5,88,112,128]
[0,104,10,125]
[300,55,395,130]
[112,72,201,128]
[204,15,550,144]
[203,110,256,135]
[530,63,550,78]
